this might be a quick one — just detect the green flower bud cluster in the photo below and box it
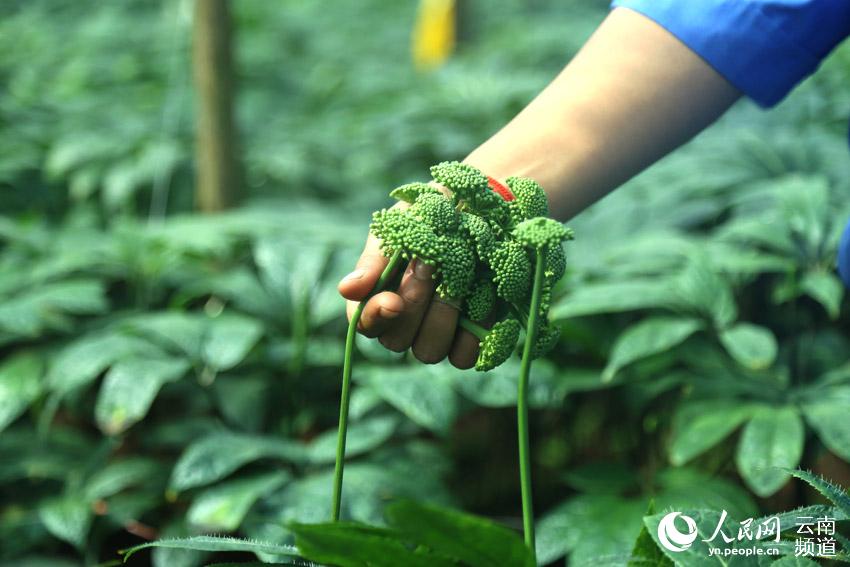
[489,240,531,303]
[465,279,496,322]
[475,318,521,372]
[370,161,574,370]
[410,192,459,233]
[507,176,549,224]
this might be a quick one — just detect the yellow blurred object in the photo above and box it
[412,0,456,71]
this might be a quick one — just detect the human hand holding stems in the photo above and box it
[335,6,740,559]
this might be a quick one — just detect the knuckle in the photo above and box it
[430,298,460,314]
[401,284,433,307]
[356,253,385,270]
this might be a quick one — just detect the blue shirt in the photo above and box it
[611,0,850,107]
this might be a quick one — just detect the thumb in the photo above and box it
[338,233,392,301]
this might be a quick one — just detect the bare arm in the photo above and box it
[339,8,741,367]
[467,7,740,219]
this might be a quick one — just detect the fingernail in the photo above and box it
[412,259,433,280]
[341,269,365,282]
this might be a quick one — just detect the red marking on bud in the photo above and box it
[487,176,515,201]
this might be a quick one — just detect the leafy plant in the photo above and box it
[2,0,850,565]
[122,500,534,567]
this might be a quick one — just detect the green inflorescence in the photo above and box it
[507,176,549,223]
[531,322,561,359]
[431,161,504,213]
[475,318,521,371]
[435,233,476,299]
[370,208,442,264]
[411,192,460,233]
[465,279,495,322]
[513,217,574,251]
[489,240,532,303]
[389,182,442,203]
[373,160,574,371]
[459,212,496,262]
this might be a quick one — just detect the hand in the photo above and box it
[338,203,480,369]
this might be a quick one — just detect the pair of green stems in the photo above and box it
[331,249,544,563]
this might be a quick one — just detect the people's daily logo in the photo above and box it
[654,509,836,559]
[657,512,699,552]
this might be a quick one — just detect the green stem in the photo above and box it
[331,249,403,521]
[458,316,487,340]
[518,248,544,560]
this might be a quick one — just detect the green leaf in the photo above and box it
[453,359,578,408]
[736,408,804,497]
[753,504,848,536]
[212,375,269,432]
[803,387,850,461]
[671,256,738,328]
[703,241,794,275]
[0,429,91,482]
[0,353,43,432]
[122,536,302,562]
[307,416,398,464]
[85,458,164,500]
[654,468,759,521]
[0,280,108,337]
[384,500,535,567]
[125,312,263,372]
[786,469,850,518]
[201,314,264,371]
[170,432,306,491]
[772,557,822,566]
[603,317,702,382]
[549,280,672,320]
[290,522,452,567]
[187,471,290,531]
[272,447,452,526]
[562,463,638,495]
[95,357,190,435]
[359,366,458,434]
[38,496,92,549]
[149,521,209,567]
[719,323,778,370]
[47,333,163,394]
[644,509,759,566]
[669,400,757,465]
[801,271,844,319]
[629,502,672,567]
[4,558,80,567]
[536,494,645,565]
[123,312,207,357]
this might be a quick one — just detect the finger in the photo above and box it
[449,328,480,370]
[338,234,389,302]
[379,259,437,352]
[412,297,459,364]
[348,291,404,338]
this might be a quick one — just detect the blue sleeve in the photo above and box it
[610,0,850,107]
[839,220,850,289]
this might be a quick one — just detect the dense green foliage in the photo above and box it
[1,0,850,566]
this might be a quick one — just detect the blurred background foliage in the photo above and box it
[0,0,848,565]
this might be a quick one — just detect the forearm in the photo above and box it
[464,7,740,220]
